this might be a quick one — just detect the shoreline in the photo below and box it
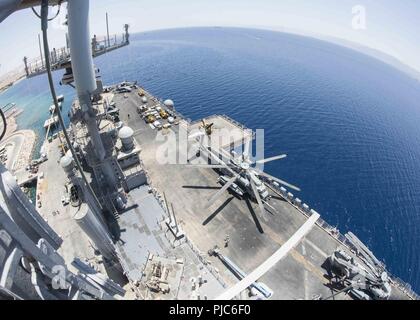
[0,129,37,183]
[1,27,420,97]
[0,73,26,94]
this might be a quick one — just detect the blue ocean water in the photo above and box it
[1,27,419,292]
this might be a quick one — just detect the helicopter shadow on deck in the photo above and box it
[182,166,266,234]
[244,196,264,234]
[182,185,221,190]
[268,194,287,202]
[185,183,265,234]
[202,196,234,226]
[202,192,265,234]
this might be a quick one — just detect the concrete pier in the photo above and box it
[0,130,37,186]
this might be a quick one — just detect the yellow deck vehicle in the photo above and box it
[159,109,169,119]
[146,114,156,123]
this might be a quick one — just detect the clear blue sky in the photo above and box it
[0,0,419,75]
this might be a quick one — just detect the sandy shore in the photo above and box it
[0,129,37,185]
[0,71,25,94]
[2,115,18,138]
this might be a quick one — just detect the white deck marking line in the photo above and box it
[215,213,320,300]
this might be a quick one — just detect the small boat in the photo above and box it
[44,116,59,129]
[49,102,62,114]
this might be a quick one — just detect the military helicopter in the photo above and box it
[188,118,216,158]
[200,119,214,136]
[188,137,301,219]
[188,118,214,140]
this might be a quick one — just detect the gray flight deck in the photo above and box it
[112,88,412,300]
[36,136,104,275]
[35,132,225,299]
[116,186,168,284]
[116,185,226,299]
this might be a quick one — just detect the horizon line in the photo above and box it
[1,25,419,82]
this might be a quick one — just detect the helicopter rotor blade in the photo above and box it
[205,174,239,208]
[262,199,278,215]
[250,179,266,219]
[202,146,237,176]
[255,154,287,165]
[163,192,171,216]
[188,131,205,141]
[258,171,301,192]
[185,164,227,169]
[243,138,251,161]
[218,147,235,161]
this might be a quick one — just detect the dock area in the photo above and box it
[0,129,37,186]
[111,88,413,300]
[43,115,59,129]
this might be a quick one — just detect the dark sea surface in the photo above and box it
[1,27,419,292]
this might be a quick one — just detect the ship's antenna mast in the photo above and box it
[38,33,44,69]
[106,12,110,47]
[66,0,121,206]
[39,0,103,211]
